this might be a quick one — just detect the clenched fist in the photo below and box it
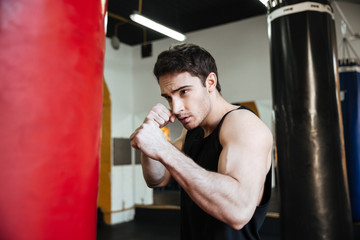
[130,104,176,160]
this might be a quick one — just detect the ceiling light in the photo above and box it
[130,12,186,42]
[258,0,267,6]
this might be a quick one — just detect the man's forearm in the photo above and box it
[141,153,169,188]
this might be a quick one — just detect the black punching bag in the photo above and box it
[268,1,353,239]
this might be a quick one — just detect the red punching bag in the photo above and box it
[0,0,106,239]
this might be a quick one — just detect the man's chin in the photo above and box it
[182,123,196,130]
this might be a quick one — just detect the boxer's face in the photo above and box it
[159,71,212,130]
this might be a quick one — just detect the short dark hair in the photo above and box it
[153,43,221,92]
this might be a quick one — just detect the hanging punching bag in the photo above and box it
[339,59,360,222]
[268,1,353,239]
[0,0,105,239]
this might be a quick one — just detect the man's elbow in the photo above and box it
[145,182,157,188]
[229,217,250,230]
[227,209,254,230]
[144,177,168,188]
[145,180,165,188]
[231,223,244,231]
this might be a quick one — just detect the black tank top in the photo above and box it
[181,106,271,240]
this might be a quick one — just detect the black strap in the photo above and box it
[218,105,254,130]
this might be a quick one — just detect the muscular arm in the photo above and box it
[157,110,273,229]
[140,128,187,188]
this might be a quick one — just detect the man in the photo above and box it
[130,43,272,239]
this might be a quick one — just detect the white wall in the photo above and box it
[103,39,135,224]
[104,38,133,138]
[187,15,272,104]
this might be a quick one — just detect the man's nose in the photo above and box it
[171,99,184,115]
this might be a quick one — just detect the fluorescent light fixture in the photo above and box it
[258,0,267,6]
[130,12,186,42]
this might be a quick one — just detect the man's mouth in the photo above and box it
[178,116,190,124]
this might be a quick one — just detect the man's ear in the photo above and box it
[206,72,217,93]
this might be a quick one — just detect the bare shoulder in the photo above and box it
[218,108,273,180]
[219,109,273,148]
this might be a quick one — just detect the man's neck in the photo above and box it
[200,95,237,138]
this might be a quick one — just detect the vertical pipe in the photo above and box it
[0,0,105,239]
[268,1,353,239]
